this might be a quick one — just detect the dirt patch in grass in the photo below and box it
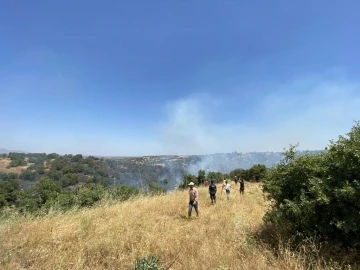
[0,158,30,174]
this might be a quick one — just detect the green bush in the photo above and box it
[134,255,160,270]
[8,153,27,167]
[0,172,18,181]
[47,191,77,211]
[76,184,105,207]
[0,178,20,207]
[230,164,268,181]
[16,177,62,212]
[108,185,140,201]
[147,181,166,195]
[178,174,197,189]
[207,171,225,183]
[263,122,360,248]
[20,170,37,181]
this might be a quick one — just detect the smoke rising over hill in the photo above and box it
[158,79,360,157]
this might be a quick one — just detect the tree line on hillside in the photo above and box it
[0,175,166,214]
[2,153,112,187]
[0,173,141,213]
[0,154,142,213]
[0,151,269,214]
[178,164,268,188]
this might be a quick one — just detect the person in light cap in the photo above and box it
[188,182,199,218]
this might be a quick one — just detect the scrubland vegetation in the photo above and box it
[1,122,360,269]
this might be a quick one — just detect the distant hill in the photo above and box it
[0,148,26,154]
[104,150,323,189]
[0,150,323,190]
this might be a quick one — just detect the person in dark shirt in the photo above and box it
[208,180,217,205]
[240,178,245,195]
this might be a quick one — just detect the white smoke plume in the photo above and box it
[156,76,360,185]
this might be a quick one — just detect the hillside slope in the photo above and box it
[0,158,30,174]
[0,182,325,270]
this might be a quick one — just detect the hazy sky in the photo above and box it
[1,1,360,156]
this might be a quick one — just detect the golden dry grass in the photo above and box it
[0,182,330,270]
[0,158,30,174]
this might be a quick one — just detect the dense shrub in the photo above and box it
[207,171,225,183]
[230,164,268,181]
[0,172,18,181]
[49,191,77,211]
[179,174,197,189]
[20,170,37,181]
[76,184,105,207]
[17,177,62,212]
[178,171,228,188]
[8,153,27,167]
[134,255,160,270]
[147,181,166,195]
[263,122,360,248]
[0,154,144,214]
[0,177,20,207]
[108,185,141,201]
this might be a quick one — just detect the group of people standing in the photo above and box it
[187,178,245,218]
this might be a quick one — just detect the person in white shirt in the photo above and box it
[225,180,231,200]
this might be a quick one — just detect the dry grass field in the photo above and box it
[0,182,343,270]
[0,158,30,174]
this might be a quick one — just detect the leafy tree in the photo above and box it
[61,164,73,174]
[50,191,77,211]
[71,154,83,163]
[0,172,18,181]
[263,122,360,248]
[179,174,197,189]
[28,157,37,163]
[76,184,104,207]
[17,177,61,212]
[108,185,140,201]
[197,170,206,185]
[147,180,166,195]
[20,170,37,181]
[48,170,62,181]
[8,152,27,167]
[60,174,79,188]
[248,164,268,181]
[47,153,59,159]
[207,171,224,183]
[95,167,108,177]
[28,164,45,175]
[230,169,244,179]
[0,178,20,207]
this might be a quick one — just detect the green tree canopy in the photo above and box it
[263,121,360,248]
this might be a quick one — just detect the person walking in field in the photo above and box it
[221,178,226,196]
[225,180,231,200]
[222,179,226,190]
[188,182,199,218]
[239,178,245,195]
[209,180,217,205]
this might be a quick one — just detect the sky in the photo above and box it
[1,0,360,156]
